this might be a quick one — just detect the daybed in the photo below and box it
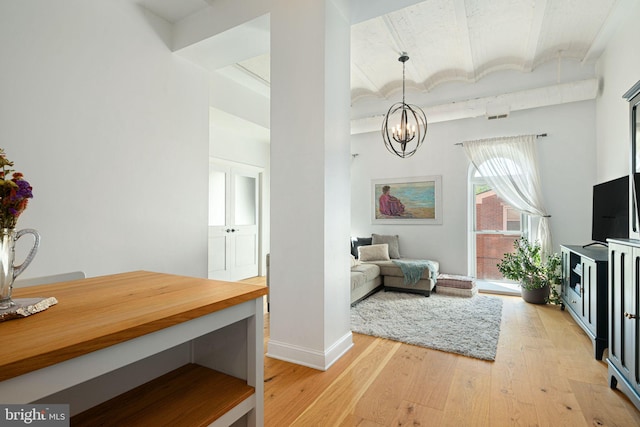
[350,234,439,305]
[350,260,382,305]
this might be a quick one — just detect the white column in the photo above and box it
[268,0,352,370]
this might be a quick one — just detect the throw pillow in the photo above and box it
[351,237,373,259]
[372,234,400,259]
[358,243,390,262]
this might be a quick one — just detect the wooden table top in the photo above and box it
[0,271,267,382]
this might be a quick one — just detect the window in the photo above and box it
[469,163,528,281]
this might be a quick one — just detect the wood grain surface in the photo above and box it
[0,271,267,381]
[71,363,254,426]
[255,276,640,426]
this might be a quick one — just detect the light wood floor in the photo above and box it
[242,277,640,426]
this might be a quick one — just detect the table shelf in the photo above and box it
[72,364,254,426]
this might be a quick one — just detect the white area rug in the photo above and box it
[351,291,503,361]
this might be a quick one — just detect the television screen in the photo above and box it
[592,175,629,244]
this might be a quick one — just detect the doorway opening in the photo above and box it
[469,164,527,295]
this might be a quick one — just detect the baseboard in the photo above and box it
[266,332,353,371]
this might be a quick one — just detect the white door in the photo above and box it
[208,163,260,281]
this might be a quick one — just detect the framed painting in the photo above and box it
[372,176,442,224]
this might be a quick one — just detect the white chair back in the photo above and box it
[14,271,86,287]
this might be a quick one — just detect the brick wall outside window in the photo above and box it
[475,190,520,280]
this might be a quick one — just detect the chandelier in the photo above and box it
[381,53,427,158]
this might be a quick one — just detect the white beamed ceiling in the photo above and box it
[350,0,614,100]
[136,0,633,132]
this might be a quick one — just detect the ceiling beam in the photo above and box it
[175,14,270,70]
[453,0,475,79]
[350,78,598,134]
[350,0,425,24]
[172,0,269,51]
[522,0,548,72]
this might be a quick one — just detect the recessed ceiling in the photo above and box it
[137,0,632,128]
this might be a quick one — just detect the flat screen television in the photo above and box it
[592,175,629,244]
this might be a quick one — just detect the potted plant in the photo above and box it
[497,237,562,304]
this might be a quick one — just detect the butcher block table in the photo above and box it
[0,270,268,426]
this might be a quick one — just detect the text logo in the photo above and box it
[0,405,68,426]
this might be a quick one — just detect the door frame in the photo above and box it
[209,158,265,279]
[467,164,529,280]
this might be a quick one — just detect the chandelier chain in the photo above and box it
[402,59,406,105]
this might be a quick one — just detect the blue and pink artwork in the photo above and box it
[372,176,442,224]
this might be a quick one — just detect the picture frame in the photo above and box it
[372,176,442,224]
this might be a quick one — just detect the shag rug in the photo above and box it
[351,291,503,361]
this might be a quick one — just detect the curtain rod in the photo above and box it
[454,133,547,146]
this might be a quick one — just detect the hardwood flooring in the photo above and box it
[242,277,640,426]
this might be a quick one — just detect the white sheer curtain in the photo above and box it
[462,135,552,257]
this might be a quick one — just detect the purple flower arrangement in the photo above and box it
[0,149,33,229]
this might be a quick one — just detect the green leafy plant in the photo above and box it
[497,237,562,304]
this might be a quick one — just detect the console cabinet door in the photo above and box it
[562,246,581,314]
[609,243,634,382]
[561,247,570,300]
[630,248,640,397]
[582,258,597,335]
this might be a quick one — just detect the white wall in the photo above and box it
[351,101,597,275]
[1,0,210,279]
[595,2,640,182]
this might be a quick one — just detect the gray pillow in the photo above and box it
[372,234,400,259]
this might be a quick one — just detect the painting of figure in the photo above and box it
[379,185,406,216]
[372,176,442,224]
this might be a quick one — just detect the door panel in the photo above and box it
[235,234,257,267]
[208,233,227,272]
